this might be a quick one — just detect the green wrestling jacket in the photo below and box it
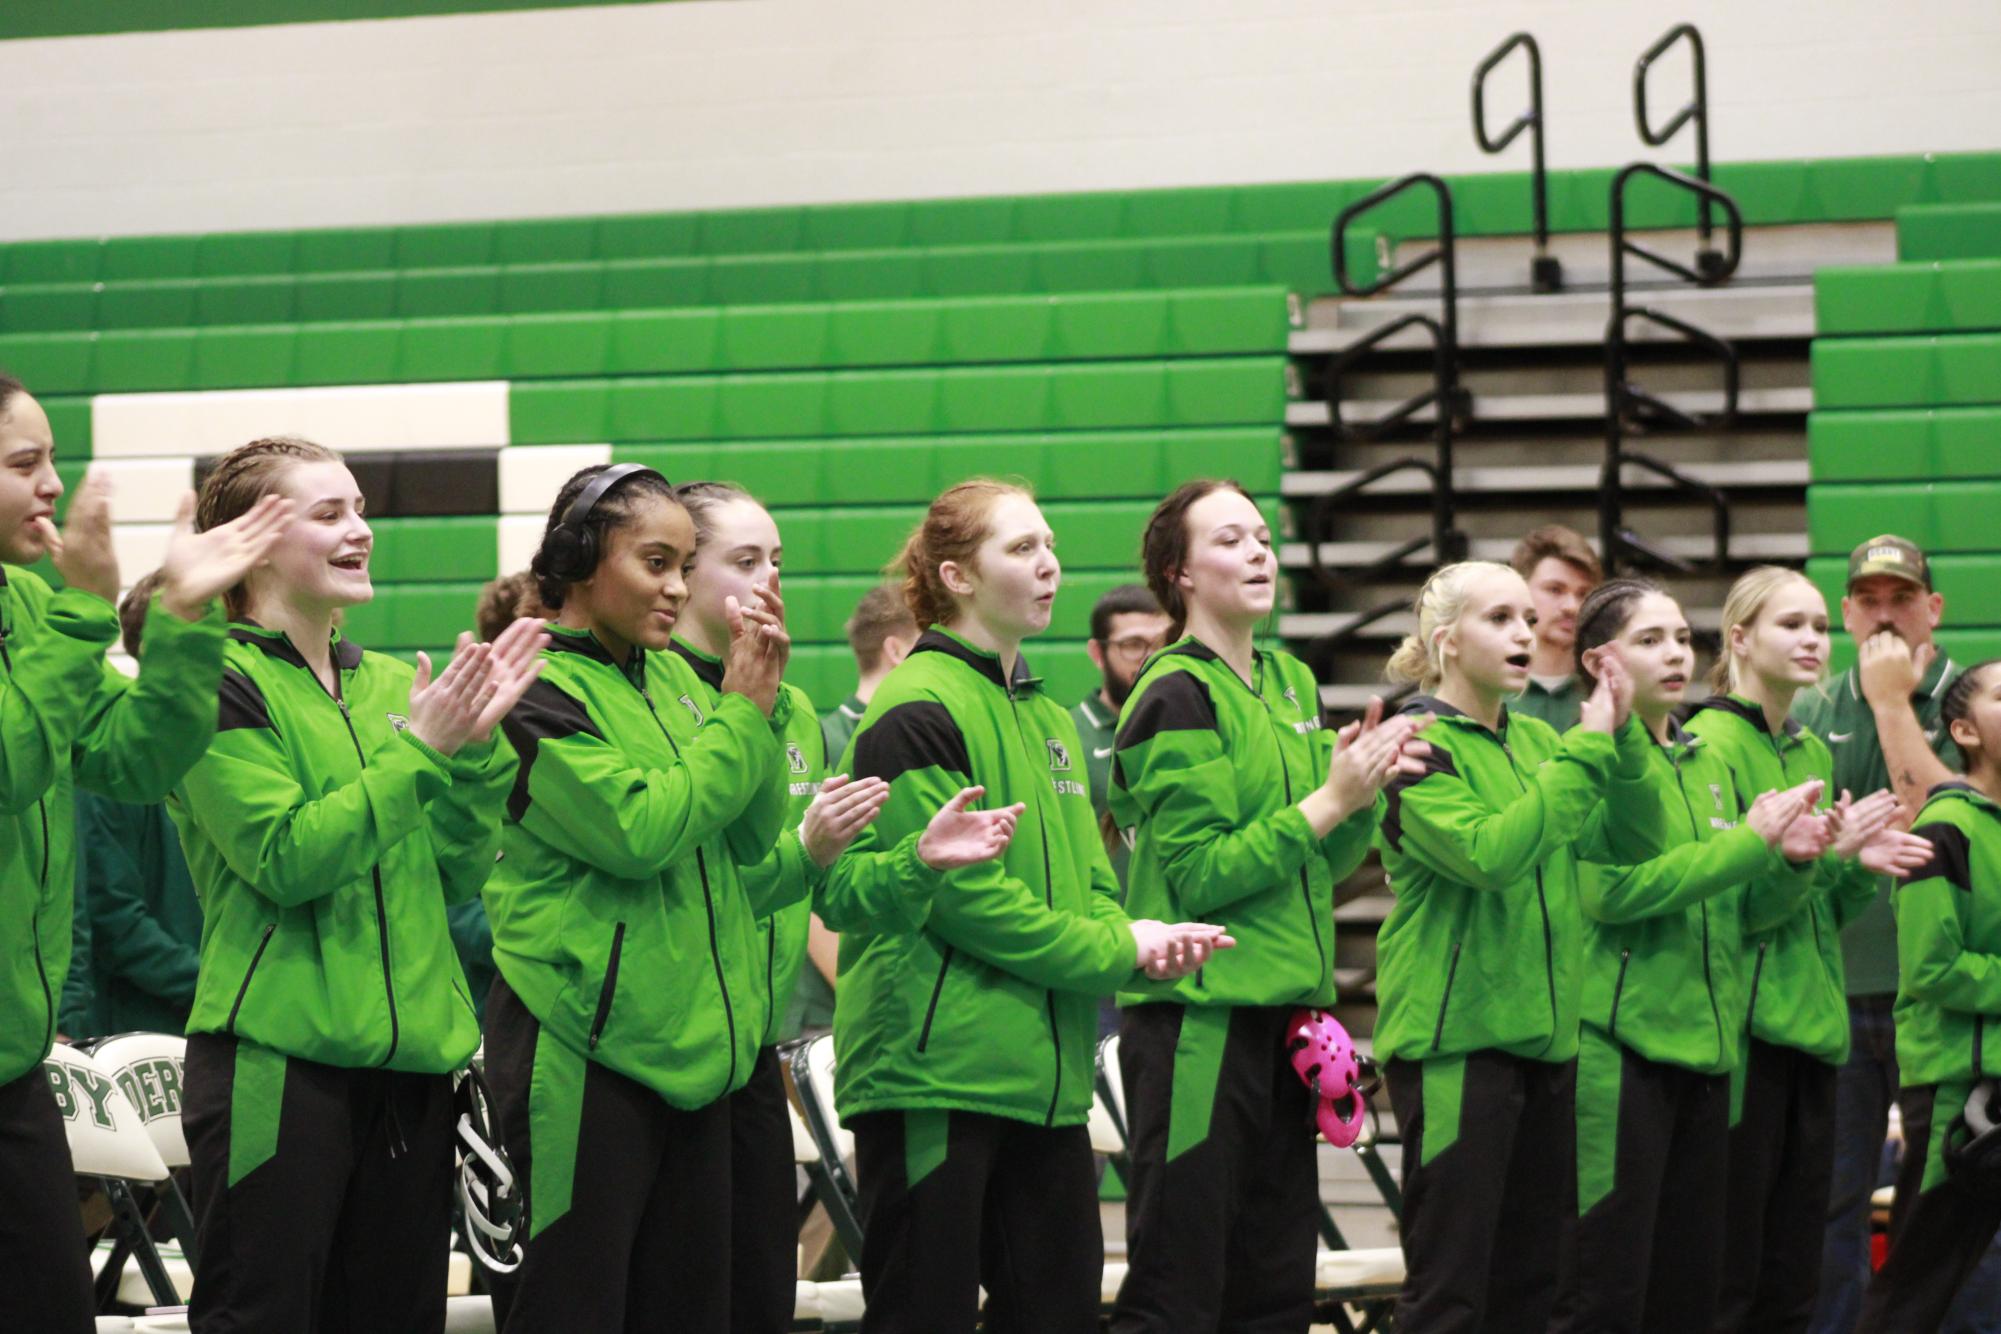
[1893,782,2001,1087]
[1577,722,1808,1075]
[829,628,1138,1128]
[1683,694,1879,1065]
[0,566,224,1084]
[490,626,794,1109]
[1109,639,1374,1008]
[1374,701,1665,1066]
[671,638,825,1048]
[174,625,506,1074]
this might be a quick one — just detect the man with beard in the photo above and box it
[1075,584,1171,896]
[1509,525,1601,732]
[1799,534,2001,1334]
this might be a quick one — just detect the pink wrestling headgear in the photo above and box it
[1284,1008,1368,1148]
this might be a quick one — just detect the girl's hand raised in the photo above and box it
[917,787,1025,870]
[408,619,549,756]
[722,575,788,717]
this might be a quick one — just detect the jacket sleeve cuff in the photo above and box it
[395,729,457,785]
[46,586,121,645]
[1558,728,1618,776]
[1611,715,1655,778]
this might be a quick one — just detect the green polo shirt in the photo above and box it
[1792,650,1961,997]
[1511,673,1586,734]
[1071,691,1130,896]
[820,693,867,772]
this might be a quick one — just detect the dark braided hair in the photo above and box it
[1573,577,1667,686]
[1942,658,2001,768]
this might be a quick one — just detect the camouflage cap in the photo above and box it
[1847,534,1930,590]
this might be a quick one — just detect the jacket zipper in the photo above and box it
[589,922,627,1049]
[1745,941,1770,1034]
[1006,683,1066,1128]
[916,946,954,1053]
[1261,685,1327,981]
[1673,753,1727,1061]
[641,689,738,1091]
[226,923,279,1033]
[1431,941,1463,1051]
[323,670,400,1065]
[0,621,57,1052]
[1500,735,1559,1051]
[1608,949,1632,1037]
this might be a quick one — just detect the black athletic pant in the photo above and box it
[851,1106,1101,1334]
[1714,1038,1837,1333]
[485,975,733,1334]
[1856,1080,2001,1333]
[1385,1049,1578,1334]
[0,1066,94,1333]
[182,1031,455,1334]
[1552,1029,1730,1332]
[731,1046,798,1334]
[1108,1003,1320,1334]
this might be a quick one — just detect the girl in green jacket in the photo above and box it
[1373,559,1663,1334]
[669,480,888,1334]
[1858,658,2001,1331]
[173,436,544,1332]
[1106,480,1421,1334]
[1553,578,1826,1332]
[488,465,998,1334]
[1681,565,1931,1331]
[829,478,1229,1334]
[0,374,290,1333]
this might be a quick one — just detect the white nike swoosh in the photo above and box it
[1093,746,1113,758]
[1828,732,1853,742]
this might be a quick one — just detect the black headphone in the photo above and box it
[537,464,668,584]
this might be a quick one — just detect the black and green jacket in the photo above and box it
[1109,639,1373,1008]
[1374,702,1665,1065]
[1893,782,2001,1088]
[829,628,1137,1128]
[1682,694,1879,1064]
[0,566,224,1084]
[490,626,798,1109]
[671,638,825,1048]
[174,625,505,1074]
[1578,722,1803,1075]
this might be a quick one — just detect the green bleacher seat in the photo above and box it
[1899,203,2001,261]
[1811,334,2001,409]
[1809,408,2001,482]
[1816,260,2001,335]
[364,518,501,584]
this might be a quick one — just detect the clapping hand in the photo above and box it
[1129,920,1237,979]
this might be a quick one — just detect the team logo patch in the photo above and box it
[1710,783,1726,813]
[386,712,409,732]
[786,743,809,775]
[1047,738,1072,772]
[1283,684,1300,708]
[679,694,705,725]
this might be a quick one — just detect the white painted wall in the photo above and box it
[3,0,1997,240]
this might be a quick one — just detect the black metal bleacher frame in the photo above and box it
[1634,22,1727,281]
[1600,162,1746,575]
[1303,173,1470,689]
[1472,31,1561,293]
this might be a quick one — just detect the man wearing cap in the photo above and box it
[1801,535,2001,1333]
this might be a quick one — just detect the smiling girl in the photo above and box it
[829,478,1229,1334]
[0,376,291,1331]
[668,480,889,1334]
[1372,559,1663,1333]
[1683,566,1932,1331]
[1105,480,1423,1334]
[173,436,544,1332]
[1552,578,1828,1331]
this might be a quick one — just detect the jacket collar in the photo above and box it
[1925,779,2001,819]
[1690,691,1804,741]
[1398,693,1514,740]
[911,626,1039,693]
[546,623,647,688]
[1133,634,1276,697]
[667,637,724,692]
[230,621,364,673]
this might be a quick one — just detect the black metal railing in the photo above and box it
[1601,162,1745,572]
[1634,22,1727,280]
[1472,31,1561,292]
[1302,174,1469,671]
